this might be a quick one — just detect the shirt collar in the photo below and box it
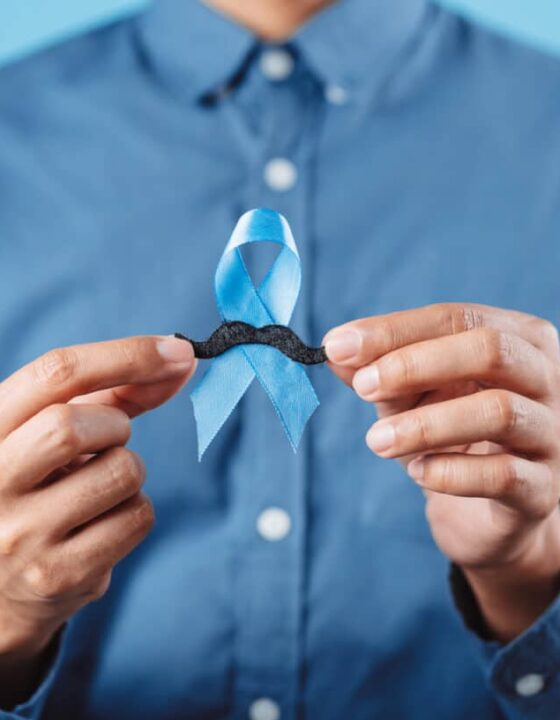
[295,0,430,98]
[134,0,255,100]
[135,0,429,102]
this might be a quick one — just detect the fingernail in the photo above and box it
[407,457,425,483]
[157,336,195,366]
[366,422,395,454]
[353,365,379,399]
[324,330,362,364]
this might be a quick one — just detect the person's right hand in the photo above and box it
[0,336,195,679]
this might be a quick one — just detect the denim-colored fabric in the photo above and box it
[1,2,559,718]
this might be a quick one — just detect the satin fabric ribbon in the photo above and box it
[191,208,320,459]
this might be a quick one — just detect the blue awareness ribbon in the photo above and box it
[191,208,320,459]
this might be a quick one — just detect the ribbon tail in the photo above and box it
[190,349,254,460]
[242,345,319,451]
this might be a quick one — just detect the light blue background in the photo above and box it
[0,0,147,66]
[442,0,560,55]
[1,1,560,67]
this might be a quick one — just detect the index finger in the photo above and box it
[0,335,194,440]
[323,302,559,369]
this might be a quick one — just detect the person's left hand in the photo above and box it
[324,303,560,641]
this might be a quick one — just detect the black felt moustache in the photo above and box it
[175,321,327,365]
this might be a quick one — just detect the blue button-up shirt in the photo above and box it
[1,2,560,719]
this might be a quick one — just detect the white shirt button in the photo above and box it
[259,47,294,81]
[325,84,349,105]
[256,507,291,542]
[249,697,281,720]
[263,158,298,192]
[515,673,545,697]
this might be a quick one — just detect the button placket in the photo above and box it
[227,51,319,720]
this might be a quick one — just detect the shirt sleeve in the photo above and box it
[0,627,67,720]
[450,563,560,720]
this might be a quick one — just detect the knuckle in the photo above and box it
[84,571,112,602]
[493,458,554,519]
[117,337,158,375]
[533,318,560,351]
[105,447,145,493]
[377,319,400,353]
[479,329,514,371]
[127,494,155,535]
[0,520,27,557]
[534,317,558,340]
[486,390,519,434]
[400,411,432,450]
[33,348,77,388]
[384,350,419,390]
[117,340,142,371]
[415,416,431,449]
[431,455,456,495]
[42,404,82,455]
[494,456,525,498]
[23,558,67,600]
[447,304,485,335]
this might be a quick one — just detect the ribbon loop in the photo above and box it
[191,208,319,459]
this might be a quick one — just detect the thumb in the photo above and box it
[70,346,197,418]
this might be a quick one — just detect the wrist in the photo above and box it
[462,511,560,642]
[0,600,59,660]
[0,602,62,710]
[0,633,61,712]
